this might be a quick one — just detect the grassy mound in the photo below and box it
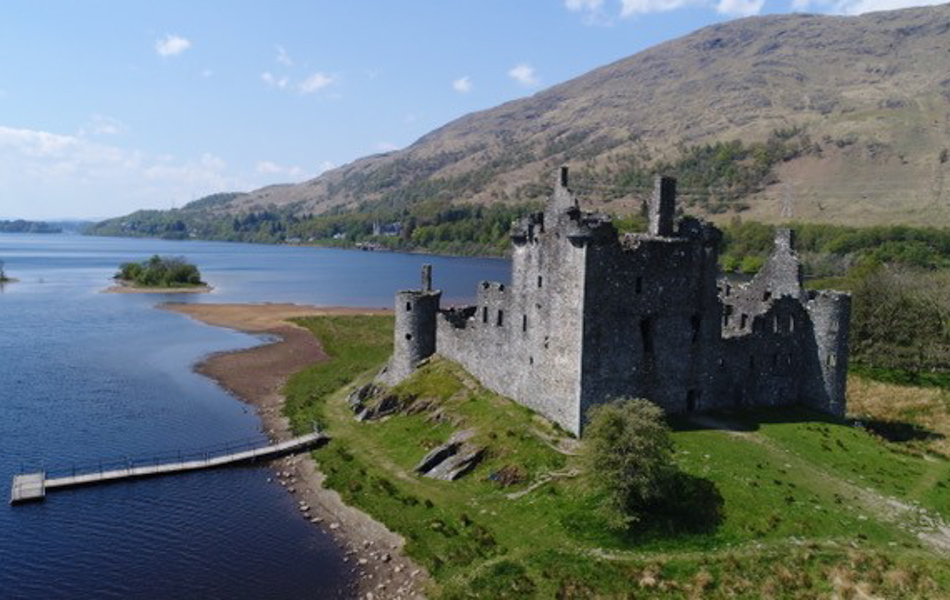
[284,314,950,598]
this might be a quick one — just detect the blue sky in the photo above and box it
[0,0,939,219]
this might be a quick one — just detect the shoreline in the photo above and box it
[104,282,213,294]
[161,302,428,599]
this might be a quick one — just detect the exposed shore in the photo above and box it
[161,302,428,600]
[104,281,213,294]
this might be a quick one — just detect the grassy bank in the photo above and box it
[284,314,950,598]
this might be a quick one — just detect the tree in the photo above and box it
[582,397,679,530]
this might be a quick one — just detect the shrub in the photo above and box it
[582,397,679,529]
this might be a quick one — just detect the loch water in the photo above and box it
[0,233,510,599]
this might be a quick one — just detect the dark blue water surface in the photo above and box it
[0,234,509,599]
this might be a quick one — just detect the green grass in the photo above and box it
[284,314,950,598]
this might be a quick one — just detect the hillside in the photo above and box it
[91,4,950,243]
[281,314,950,598]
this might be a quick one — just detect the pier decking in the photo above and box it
[10,432,326,505]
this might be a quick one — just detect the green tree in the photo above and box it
[582,398,679,530]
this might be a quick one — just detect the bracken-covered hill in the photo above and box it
[140,5,950,227]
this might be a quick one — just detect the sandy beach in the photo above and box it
[161,302,428,600]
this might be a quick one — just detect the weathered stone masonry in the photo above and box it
[381,168,851,436]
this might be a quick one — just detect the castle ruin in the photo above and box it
[381,168,851,436]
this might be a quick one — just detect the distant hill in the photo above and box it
[92,4,950,242]
[0,220,62,234]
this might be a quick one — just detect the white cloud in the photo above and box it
[564,0,613,24]
[621,0,692,15]
[0,125,244,218]
[262,71,289,89]
[155,34,191,57]
[276,44,293,66]
[452,76,473,93]
[508,63,540,87]
[316,160,335,175]
[716,0,765,15]
[298,72,335,94]
[565,0,605,9]
[375,141,399,152]
[79,115,126,137]
[256,160,303,177]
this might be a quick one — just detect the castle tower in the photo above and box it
[805,291,851,417]
[648,176,676,237]
[385,264,442,384]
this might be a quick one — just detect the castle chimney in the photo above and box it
[421,264,432,292]
[558,165,569,188]
[648,176,676,237]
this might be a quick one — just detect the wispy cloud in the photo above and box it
[508,63,540,87]
[564,0,613,24]
[298,72,335,94]
[619,0,694,16]
[375,141,399,152]
[155,34,191,57]
[276,44,293,66]
[79,115,127,137]
[452,76,473,93]
[256,160,303,178]
[715,0,764,15]
[0,125,243,218]
[262,71,290,89]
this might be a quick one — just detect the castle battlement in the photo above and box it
[380,168,851,435]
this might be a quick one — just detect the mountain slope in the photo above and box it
[117,5,950,228]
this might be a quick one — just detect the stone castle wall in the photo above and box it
[384,168,852,436]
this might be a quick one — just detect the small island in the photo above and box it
[105,255,211,294]
[0,259,16,284]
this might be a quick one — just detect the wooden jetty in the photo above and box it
[10,431,326,505]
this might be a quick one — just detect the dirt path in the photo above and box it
[162,303,429,599]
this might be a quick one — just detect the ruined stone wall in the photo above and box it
[578,219,722,423]
[437,197,589,434]
[385,170,852,436]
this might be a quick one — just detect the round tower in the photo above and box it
[805,291,851,417]
[387,265,441,384]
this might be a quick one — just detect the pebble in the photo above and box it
[329,522,340,530]
[358,558,369,565]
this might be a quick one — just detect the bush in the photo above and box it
[582,398,679,530]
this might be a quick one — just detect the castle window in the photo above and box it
[773,314,780,333]
[497,309,504,327]
[405,333,413,341]
[828,354,837,367]
[529,356,534,366]
[763,290,772,301]
[686,390,699,412]
[537,275,543,288]
[690,314,701,344]
[635,276,643,294]
[522,314,528,332]
[725,284,731,297]
[789,314,795,333]
[406,302,412,312]
[740,314,748,329]
[640,317,654,354]
[482,306,488,324]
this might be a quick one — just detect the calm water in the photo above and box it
[0,233,509,599]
